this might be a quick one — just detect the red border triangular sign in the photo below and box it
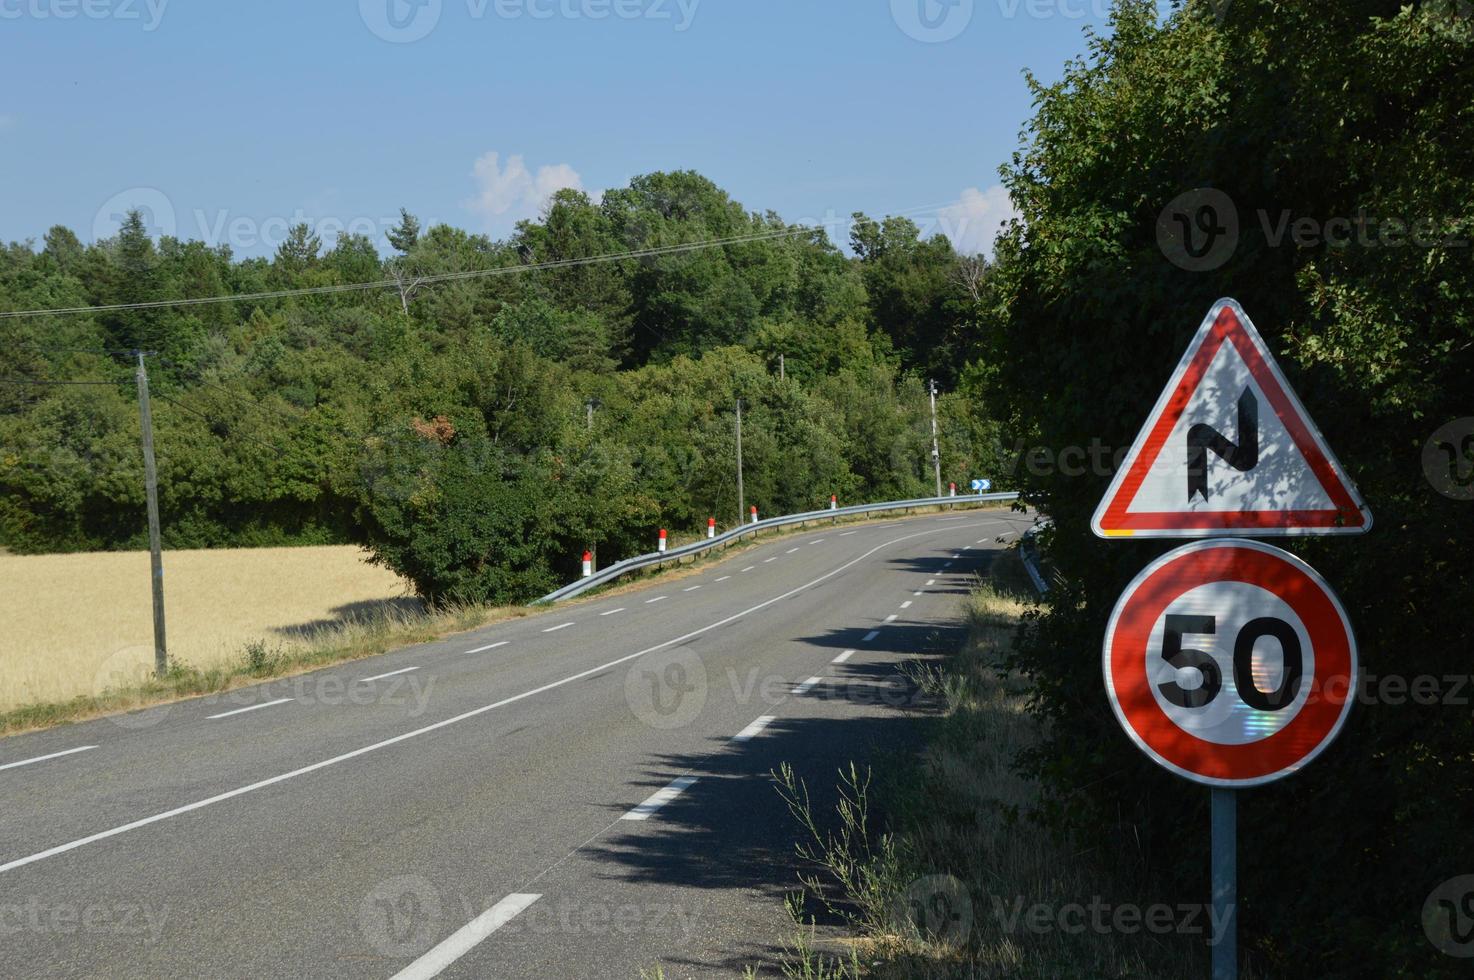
[1092,298,1371,538]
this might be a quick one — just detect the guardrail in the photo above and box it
[1020,523,1050,595]
[535,492,1022,604]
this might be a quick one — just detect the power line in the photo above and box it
[0,227,813,321]
[8,344,146,355]
[0,378,132,386]
[152,389,287,453]
[157,357,363,443]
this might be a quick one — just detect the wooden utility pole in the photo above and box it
[735,399,745,526]
[134,351,168,677]
[928,379,943,498]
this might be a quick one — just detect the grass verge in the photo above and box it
[0,602,525,737]
[773,550,1212,979]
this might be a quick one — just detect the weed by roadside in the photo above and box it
[772,552,1214,979]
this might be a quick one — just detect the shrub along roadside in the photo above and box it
[775,553,1215,979]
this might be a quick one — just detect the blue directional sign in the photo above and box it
[971,479,992,492]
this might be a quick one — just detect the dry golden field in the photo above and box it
[0,546,419,712]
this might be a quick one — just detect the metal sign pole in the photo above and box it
[1211,787,1237,980]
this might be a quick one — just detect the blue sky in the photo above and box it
[0,0,1153,258]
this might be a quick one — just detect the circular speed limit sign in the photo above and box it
[1103,539,1356,787]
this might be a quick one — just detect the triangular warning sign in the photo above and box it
[1092,298,1371,538]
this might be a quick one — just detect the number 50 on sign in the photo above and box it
[1102,539,1357,787]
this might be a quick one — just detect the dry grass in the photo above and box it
[777,552,1214,979]
[0,545,426,712]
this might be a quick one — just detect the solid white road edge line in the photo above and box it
[389,893,541,980]
[205,698,292,720]
[832,650,855,664]
[358,666,421,682]
[466,641,509,653]
[731,716,776,742]
[0,518,992,876]
[0,745,97,773]
[621,776,698,820]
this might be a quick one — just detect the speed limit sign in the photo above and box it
[1102,538,1357,787]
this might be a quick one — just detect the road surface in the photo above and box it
[0,507,1033,979]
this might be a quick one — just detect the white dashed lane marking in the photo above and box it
[207,698,292,721]
[732,716,775,742]
[0,746,97,773]
[621,777,698,820]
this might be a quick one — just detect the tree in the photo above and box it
[981,2,1473,973]
[386,208,421,254]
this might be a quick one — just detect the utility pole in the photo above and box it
[778,353,785,381]
[134,351,168,678]
[735,398,745,526]
[928,379,943,498]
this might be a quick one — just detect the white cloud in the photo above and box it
[463,152,583,231]
[937,184,1020,257]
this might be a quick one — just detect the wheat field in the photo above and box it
[0,546,419,712]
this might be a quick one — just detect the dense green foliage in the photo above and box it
[981,1,1472,975]
[1,173,1007,602]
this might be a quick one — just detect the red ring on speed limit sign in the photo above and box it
[1103,539,1356,787]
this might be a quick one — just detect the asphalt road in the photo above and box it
[0,507,1035,979]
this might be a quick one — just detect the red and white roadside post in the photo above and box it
[707,517,716,539]
[829,494,837,511]
[657,529,667,553]
[1093,299,1372,980]
[581,551,593,578]
[948,482,956,497]
[749,505,758,525]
